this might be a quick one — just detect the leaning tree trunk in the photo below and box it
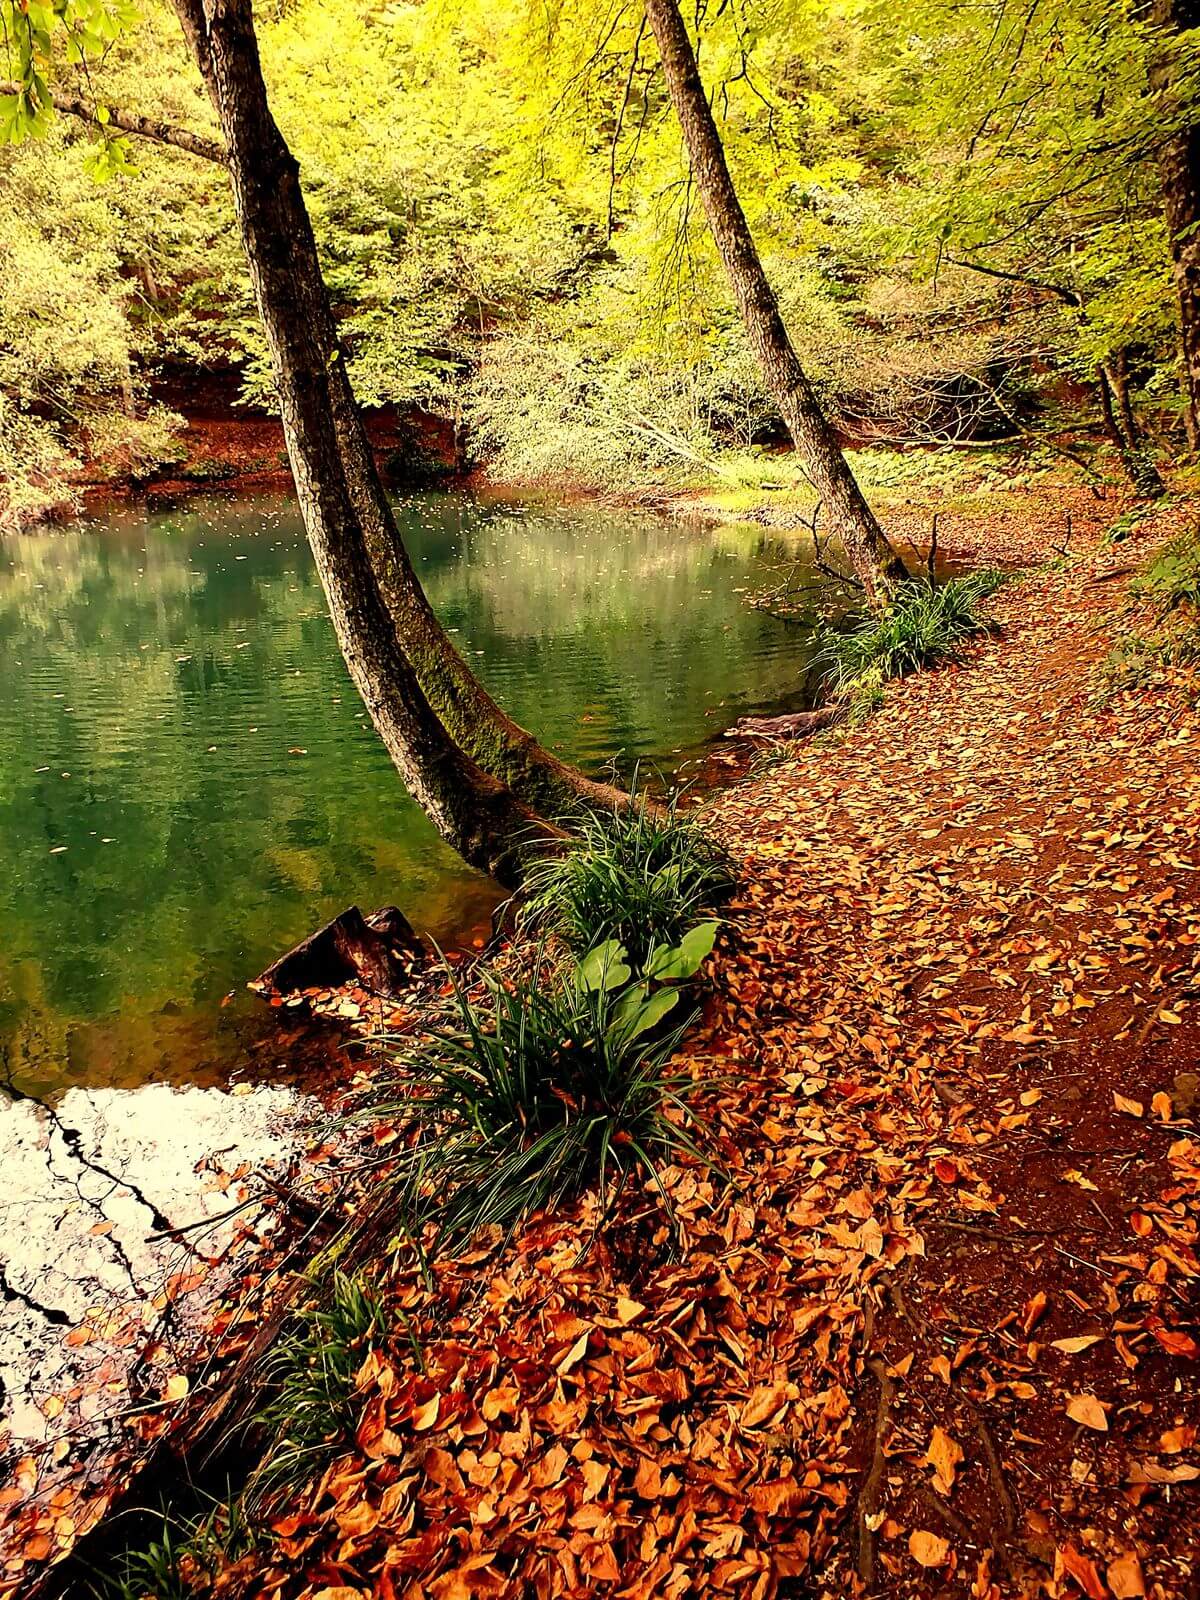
[1152,0,1200,454]
[641,0,909,605]
[172,0,549,882]
[172,0,624,824]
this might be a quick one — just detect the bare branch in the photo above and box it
[2,81,226,163]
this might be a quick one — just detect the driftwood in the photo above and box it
[725,705,841,741]
[257,904,423,996]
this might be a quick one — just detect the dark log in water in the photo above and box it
[726,706,841,740]
[256,905,423,996]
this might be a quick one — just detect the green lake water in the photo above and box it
[0,491,817,1097]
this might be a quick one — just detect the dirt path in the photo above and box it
[704,489,1200,1596]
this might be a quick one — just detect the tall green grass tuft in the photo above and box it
[818,572,1006,694]
[85,1491,257,1600]
[520,791,733,969]
[246,1269,389,1509]
[378,935,714,1250]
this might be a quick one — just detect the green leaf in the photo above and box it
[644,919,720,982]
[576,939,630,993]
[608,983,679,1044]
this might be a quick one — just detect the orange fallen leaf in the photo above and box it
[908,1529,950,1568]
[1107,1553,1146,1599]
[925,1425,964,1495]
[1022,1290,1049,1335]
[412,1394,440,1432]
[1151,1326,1200,1359]
[1112,1092,1144,1118]
[1056,1545,1106,1599]
[1050,1335,1103,1354]
[1065,1394,1109,1431]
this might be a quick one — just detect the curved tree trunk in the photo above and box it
[322,366,629,817]
[641,0,909,605]
[175,0,548,883]
[173,0,625,828]
[1151,0,1200,453]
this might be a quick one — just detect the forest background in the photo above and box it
[4,0,1198,532]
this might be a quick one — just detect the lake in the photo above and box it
[0,489,816,1099]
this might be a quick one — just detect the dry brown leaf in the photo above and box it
[1107,1553,1146,1599]
[1112,1092,1144,1118]
[1065,1394,1109,1431]
[1055,1545,1106,1600]
[908,1529,950,1568]
[1050,1335,1103,1354]
[925,1425,964,1495]
[740,1383,788,1429]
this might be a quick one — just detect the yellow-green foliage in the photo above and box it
[1,0,1197,504]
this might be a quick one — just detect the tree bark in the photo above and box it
[1151,0,1200,452]
[173,0,547,883]
[170,0,626,824]
[173,0,633,838]
[641,0,909,605]
[1099,357,1167,498]
[3,80,227,162]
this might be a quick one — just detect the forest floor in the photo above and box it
[10,474,1200,1599]
[147,481,1196,1600]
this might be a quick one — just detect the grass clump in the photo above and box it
[86,1492,257,1599]
[520,791,733,969]
[246,1269,389,1508]
[381,929,717,1250]
[818,572,1006,695]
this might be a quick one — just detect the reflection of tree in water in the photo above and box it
[0,493,816,1096]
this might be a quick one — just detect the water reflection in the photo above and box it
[0,491,816,1096]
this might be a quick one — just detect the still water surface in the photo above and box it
[0,491,817,1096]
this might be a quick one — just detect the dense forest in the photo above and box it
[4,0,1199,526]
[4,3,1200,1599]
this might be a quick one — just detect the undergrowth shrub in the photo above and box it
[1131,529,1200,612]
[246,1269,389,1508]
[379,930,717,1250]
[520,793,734,968]
[819,572,1006,694]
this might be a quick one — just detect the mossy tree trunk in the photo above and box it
[172,0,625,825]
[641,0,909,606]
[1151,0,1200,454]
[171,0,554,881]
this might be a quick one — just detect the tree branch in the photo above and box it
[2,82,226,163]
[944,252,1082,308]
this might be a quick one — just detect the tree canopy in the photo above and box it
[4,0,1200,528]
